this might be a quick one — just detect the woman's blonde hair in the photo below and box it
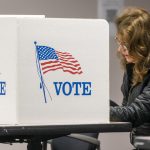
[116,7,150,86]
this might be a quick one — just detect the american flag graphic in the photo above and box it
[36,45,83,75]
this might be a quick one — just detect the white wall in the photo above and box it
[0,0,97,18]
[125,0,150,12]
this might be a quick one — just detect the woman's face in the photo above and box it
[115,36,135,63]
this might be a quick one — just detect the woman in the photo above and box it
[110,7,150,149]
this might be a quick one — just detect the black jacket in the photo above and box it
[110,64,150,135]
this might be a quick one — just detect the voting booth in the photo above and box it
[0,17,109,125]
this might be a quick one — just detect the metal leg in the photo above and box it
[97,140,101,150]
[27,140,42,150]
[42,141,47,150]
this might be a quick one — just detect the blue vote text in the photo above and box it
[0,81,6,95]
[53,82,92,96]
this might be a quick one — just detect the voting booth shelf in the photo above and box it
[0,17,109,125]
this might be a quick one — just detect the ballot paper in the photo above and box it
[0,18,109,125]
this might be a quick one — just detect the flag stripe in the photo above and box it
[42,63,62,70]
[59,61,80,67]
[62,69,83,74]
[61,64,81,71]
[59,59,78,63]
[42,63,81,72]
[43,67,63,74]
[41,60,59,65]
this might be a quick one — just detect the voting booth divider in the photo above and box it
[0,17,109,125]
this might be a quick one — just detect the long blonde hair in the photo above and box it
[116,7,150,86]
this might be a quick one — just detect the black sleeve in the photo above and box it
[121,97,128,106]
[110,100,119,106]
[121,72,128,106]
[110,80,150,127]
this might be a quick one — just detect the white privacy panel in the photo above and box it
[0,18,109,125]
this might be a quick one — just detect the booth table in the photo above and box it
[0,122,132,149]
